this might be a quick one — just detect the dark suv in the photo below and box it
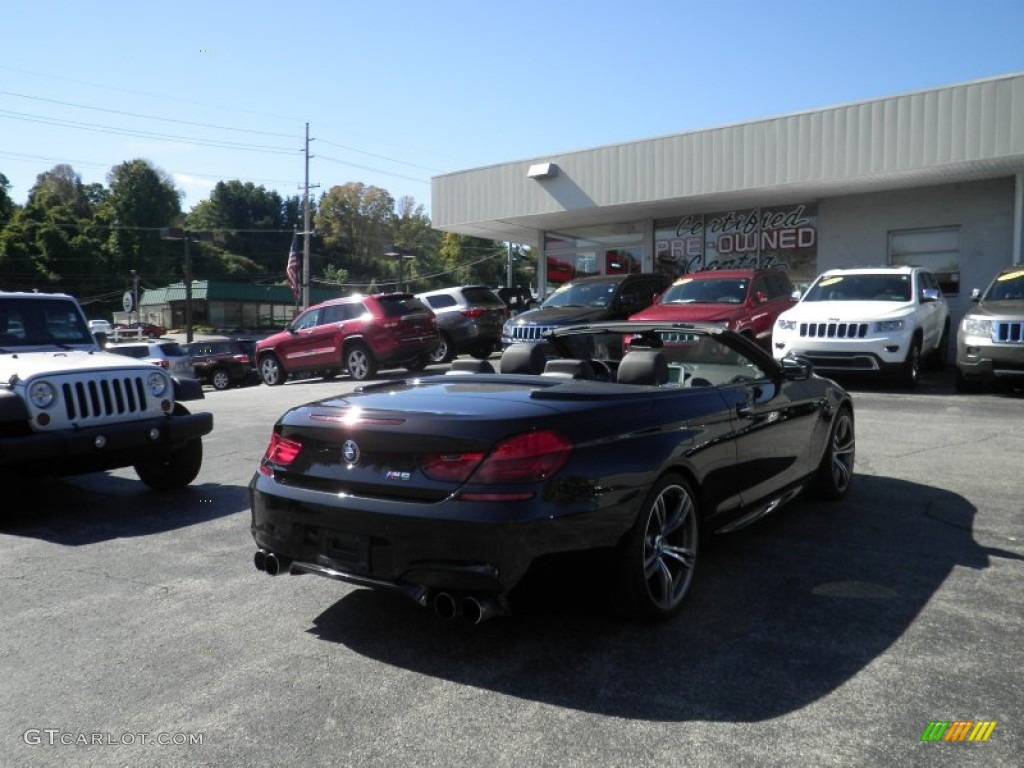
[187,338,258,390]
[629,269,796,349]
[502,273,670,347]
[255,293,438,384]
[416,285,508,363]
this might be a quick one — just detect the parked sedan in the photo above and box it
[115,321,167,339]
[251,322,854,625]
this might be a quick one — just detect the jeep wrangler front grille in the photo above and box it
[61,375,150,420]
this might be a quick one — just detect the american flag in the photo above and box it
[286,233,300,300]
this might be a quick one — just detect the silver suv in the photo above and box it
[955,266,1024,391]
[416,286,508,363]
[773,266,950,387]
[107,340,195,378]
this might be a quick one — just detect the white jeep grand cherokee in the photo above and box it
[772,266,950,387]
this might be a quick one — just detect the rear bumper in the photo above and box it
[249,470,634,597]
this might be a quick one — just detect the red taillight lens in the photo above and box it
[471,430,572,484]
[263,433,302,466]
[420,451,485,482]
[461,308,485,318]
[420,431,572,485]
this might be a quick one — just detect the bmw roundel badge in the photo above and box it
[341,439,361,465]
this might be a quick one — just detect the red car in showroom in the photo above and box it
[629,269,796,349]
[255,293,438,384]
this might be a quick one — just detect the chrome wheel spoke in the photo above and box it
[661,544,696,569]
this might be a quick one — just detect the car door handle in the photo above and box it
[736,402,753,418]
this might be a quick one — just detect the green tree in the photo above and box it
[0,165,108,296]
[0,172,16,228]
[104,159,183,287]
[316,183,396,282]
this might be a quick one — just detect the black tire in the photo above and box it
[259,354,286,386]
[134,406,203,490]
[814,407,855,500]
[345,343,377,381]
[612,473,700,622]
[928,323,950,371]
[210,368,232,391]
[429,334,454,364]
[899,338,922,388]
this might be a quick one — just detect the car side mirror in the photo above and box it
[970,288,981,302]
[755,291,768,304]
[921,288,941,303]
[790,289,803,301]
[780,355,812,380]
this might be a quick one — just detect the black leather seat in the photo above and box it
[617,349,670,385]
[447,358,496,374]
[542,358,597,379]
[499,343,549,374]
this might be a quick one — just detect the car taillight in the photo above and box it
[420,430,572,486]
[260,433,302,475]
[233,354,249,362]
[154,359,169,369]
[461,308,485,318]
[420,451,485,482]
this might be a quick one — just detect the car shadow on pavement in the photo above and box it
[305,475,1021,722]
[0,478,246,545]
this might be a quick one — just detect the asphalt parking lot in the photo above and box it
[1,365,1021,767]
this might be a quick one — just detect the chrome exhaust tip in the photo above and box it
[264,552,289,577]
[254,549,268,572]
[432,591,460,620]
[461,595,501,625]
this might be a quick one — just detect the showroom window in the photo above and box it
[889,227,960,295]
[543,223,646,292]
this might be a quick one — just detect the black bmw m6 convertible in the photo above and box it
[250,322,854,624]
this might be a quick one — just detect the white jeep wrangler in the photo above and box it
[0,291,213,489]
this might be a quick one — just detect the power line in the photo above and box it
[0,109,300,155]
[0,90,299,139]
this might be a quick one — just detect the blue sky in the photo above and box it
[2,0,1022,215]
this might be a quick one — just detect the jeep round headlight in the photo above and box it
[28,380,57,409]
[147,371,169,397]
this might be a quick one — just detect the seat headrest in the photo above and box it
[446,358,496,374]
[542,358,596,379]
[499,343,549,374]
[617,349,670,385]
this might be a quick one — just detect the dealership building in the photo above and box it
[431,72,1024,326]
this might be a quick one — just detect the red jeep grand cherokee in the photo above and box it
[629,269,796,349]
[256,293,438,384]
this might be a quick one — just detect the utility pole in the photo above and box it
[507,242,514,287]
[301,122,319,311]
